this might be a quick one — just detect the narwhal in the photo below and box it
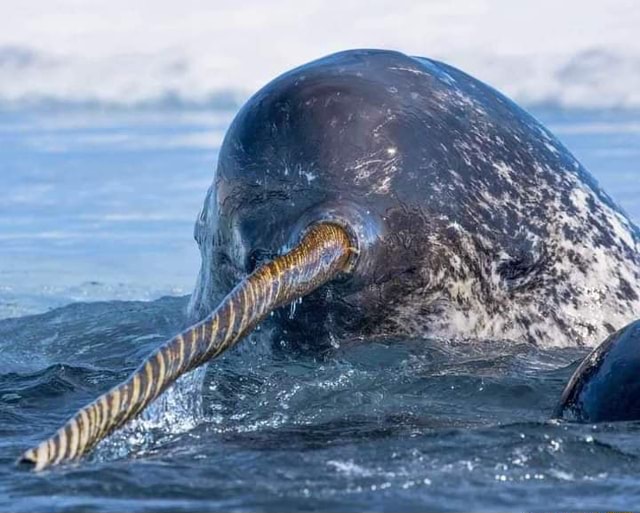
[20,49,640,470]
[555,320,640,422]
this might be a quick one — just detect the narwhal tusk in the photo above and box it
[19,222,353,471]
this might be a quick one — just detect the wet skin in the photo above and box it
[190,49,640,348]
[556,320,640,422]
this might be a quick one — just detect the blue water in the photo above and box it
[1,106,639,511]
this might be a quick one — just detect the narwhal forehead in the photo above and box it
[218,137,405,201]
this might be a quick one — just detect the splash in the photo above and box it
[93,366,207,462]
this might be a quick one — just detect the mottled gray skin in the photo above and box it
[189,49,640,348]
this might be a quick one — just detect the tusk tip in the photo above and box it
[17,447,47,472]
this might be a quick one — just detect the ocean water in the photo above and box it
[1,106,639,511]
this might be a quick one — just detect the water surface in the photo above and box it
[1,106,639,511]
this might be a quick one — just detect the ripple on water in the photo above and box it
[2,297,640,511]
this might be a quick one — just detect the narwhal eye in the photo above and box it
[497,251,548,292]
[497,256,532,282]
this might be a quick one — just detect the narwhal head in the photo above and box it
[189,49,453,346]
[190,48,640,348]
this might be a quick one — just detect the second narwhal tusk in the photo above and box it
[19,222,353,471]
